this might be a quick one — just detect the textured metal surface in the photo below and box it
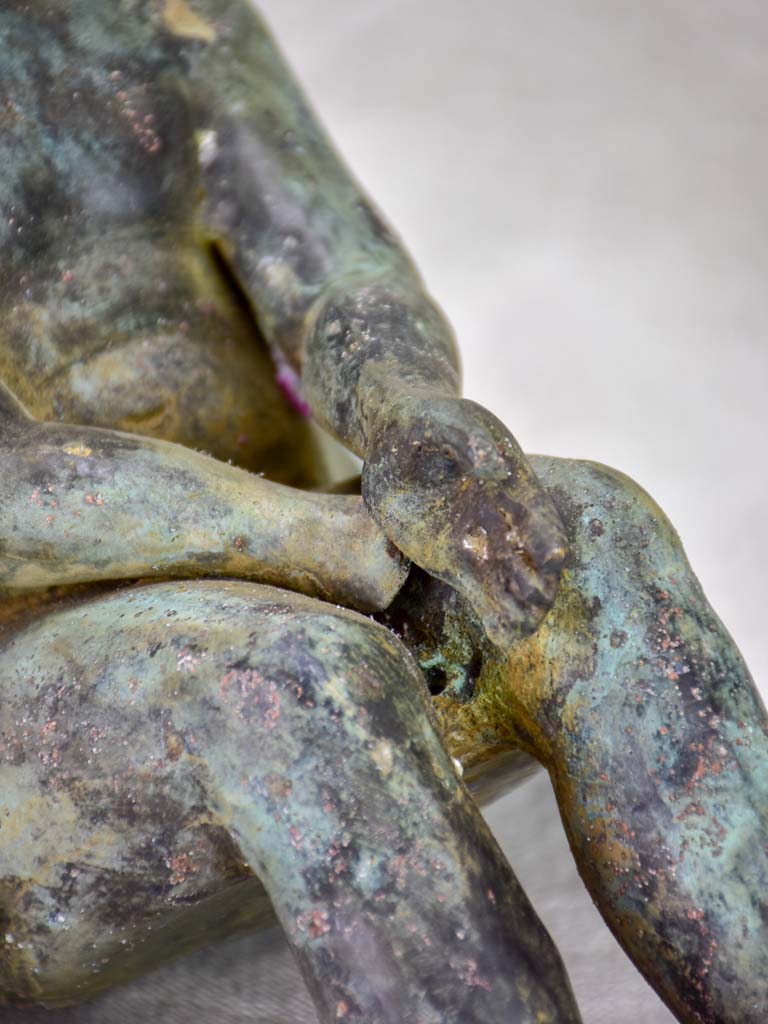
[0,383,406,612]
[382,456,768,1021]
[0,0,566,647]
[0,580,579,1022]
[510,459,768,1022]
[1,455,765,1021]
[0,2,766,1023]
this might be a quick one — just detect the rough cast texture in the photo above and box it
[0,3,766,1023]
[0,0,567,647]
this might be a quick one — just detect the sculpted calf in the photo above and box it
[0,3,765,1022]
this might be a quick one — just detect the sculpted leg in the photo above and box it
[0,580,581,1023]
[504,458,768,1022]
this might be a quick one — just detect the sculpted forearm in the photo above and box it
[188,4,568,646]
[0,386,406,611]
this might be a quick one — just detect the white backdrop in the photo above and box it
[4,2,765,1022]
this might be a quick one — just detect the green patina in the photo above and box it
[0,4,765,1024]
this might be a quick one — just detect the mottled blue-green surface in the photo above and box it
[0,3,766,1023]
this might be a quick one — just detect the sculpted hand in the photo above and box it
[362,390,566,646]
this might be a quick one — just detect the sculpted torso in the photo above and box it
[0,4,340,997]
[1,5,766,1024]
[0,4,320,477]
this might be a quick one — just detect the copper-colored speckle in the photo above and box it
[167,853,198,886]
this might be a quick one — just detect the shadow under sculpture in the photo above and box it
[0,3,765,1023]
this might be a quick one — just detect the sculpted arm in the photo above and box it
[184,0,567,645]
[0,382,405,611]
[0,0,565,645]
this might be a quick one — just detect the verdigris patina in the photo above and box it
[0,3,765,1023]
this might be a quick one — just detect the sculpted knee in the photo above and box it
[518,456,768,1022]
[135,583,432,787]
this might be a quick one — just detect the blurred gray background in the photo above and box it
[4,1,766,1022]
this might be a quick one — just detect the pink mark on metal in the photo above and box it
[276,363,312,418]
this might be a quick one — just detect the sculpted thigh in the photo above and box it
[0,580,319,1007]
[0,579,582,1024]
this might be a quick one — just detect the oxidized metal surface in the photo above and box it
[0,0,567,647]
[0,3,766,1024]
[0,581,578,1022]
[0,384,407,613]
[386,457,768,1022]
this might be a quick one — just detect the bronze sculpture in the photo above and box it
[0,2,766,1021]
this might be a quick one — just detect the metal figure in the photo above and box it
[0,4,765,1022]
